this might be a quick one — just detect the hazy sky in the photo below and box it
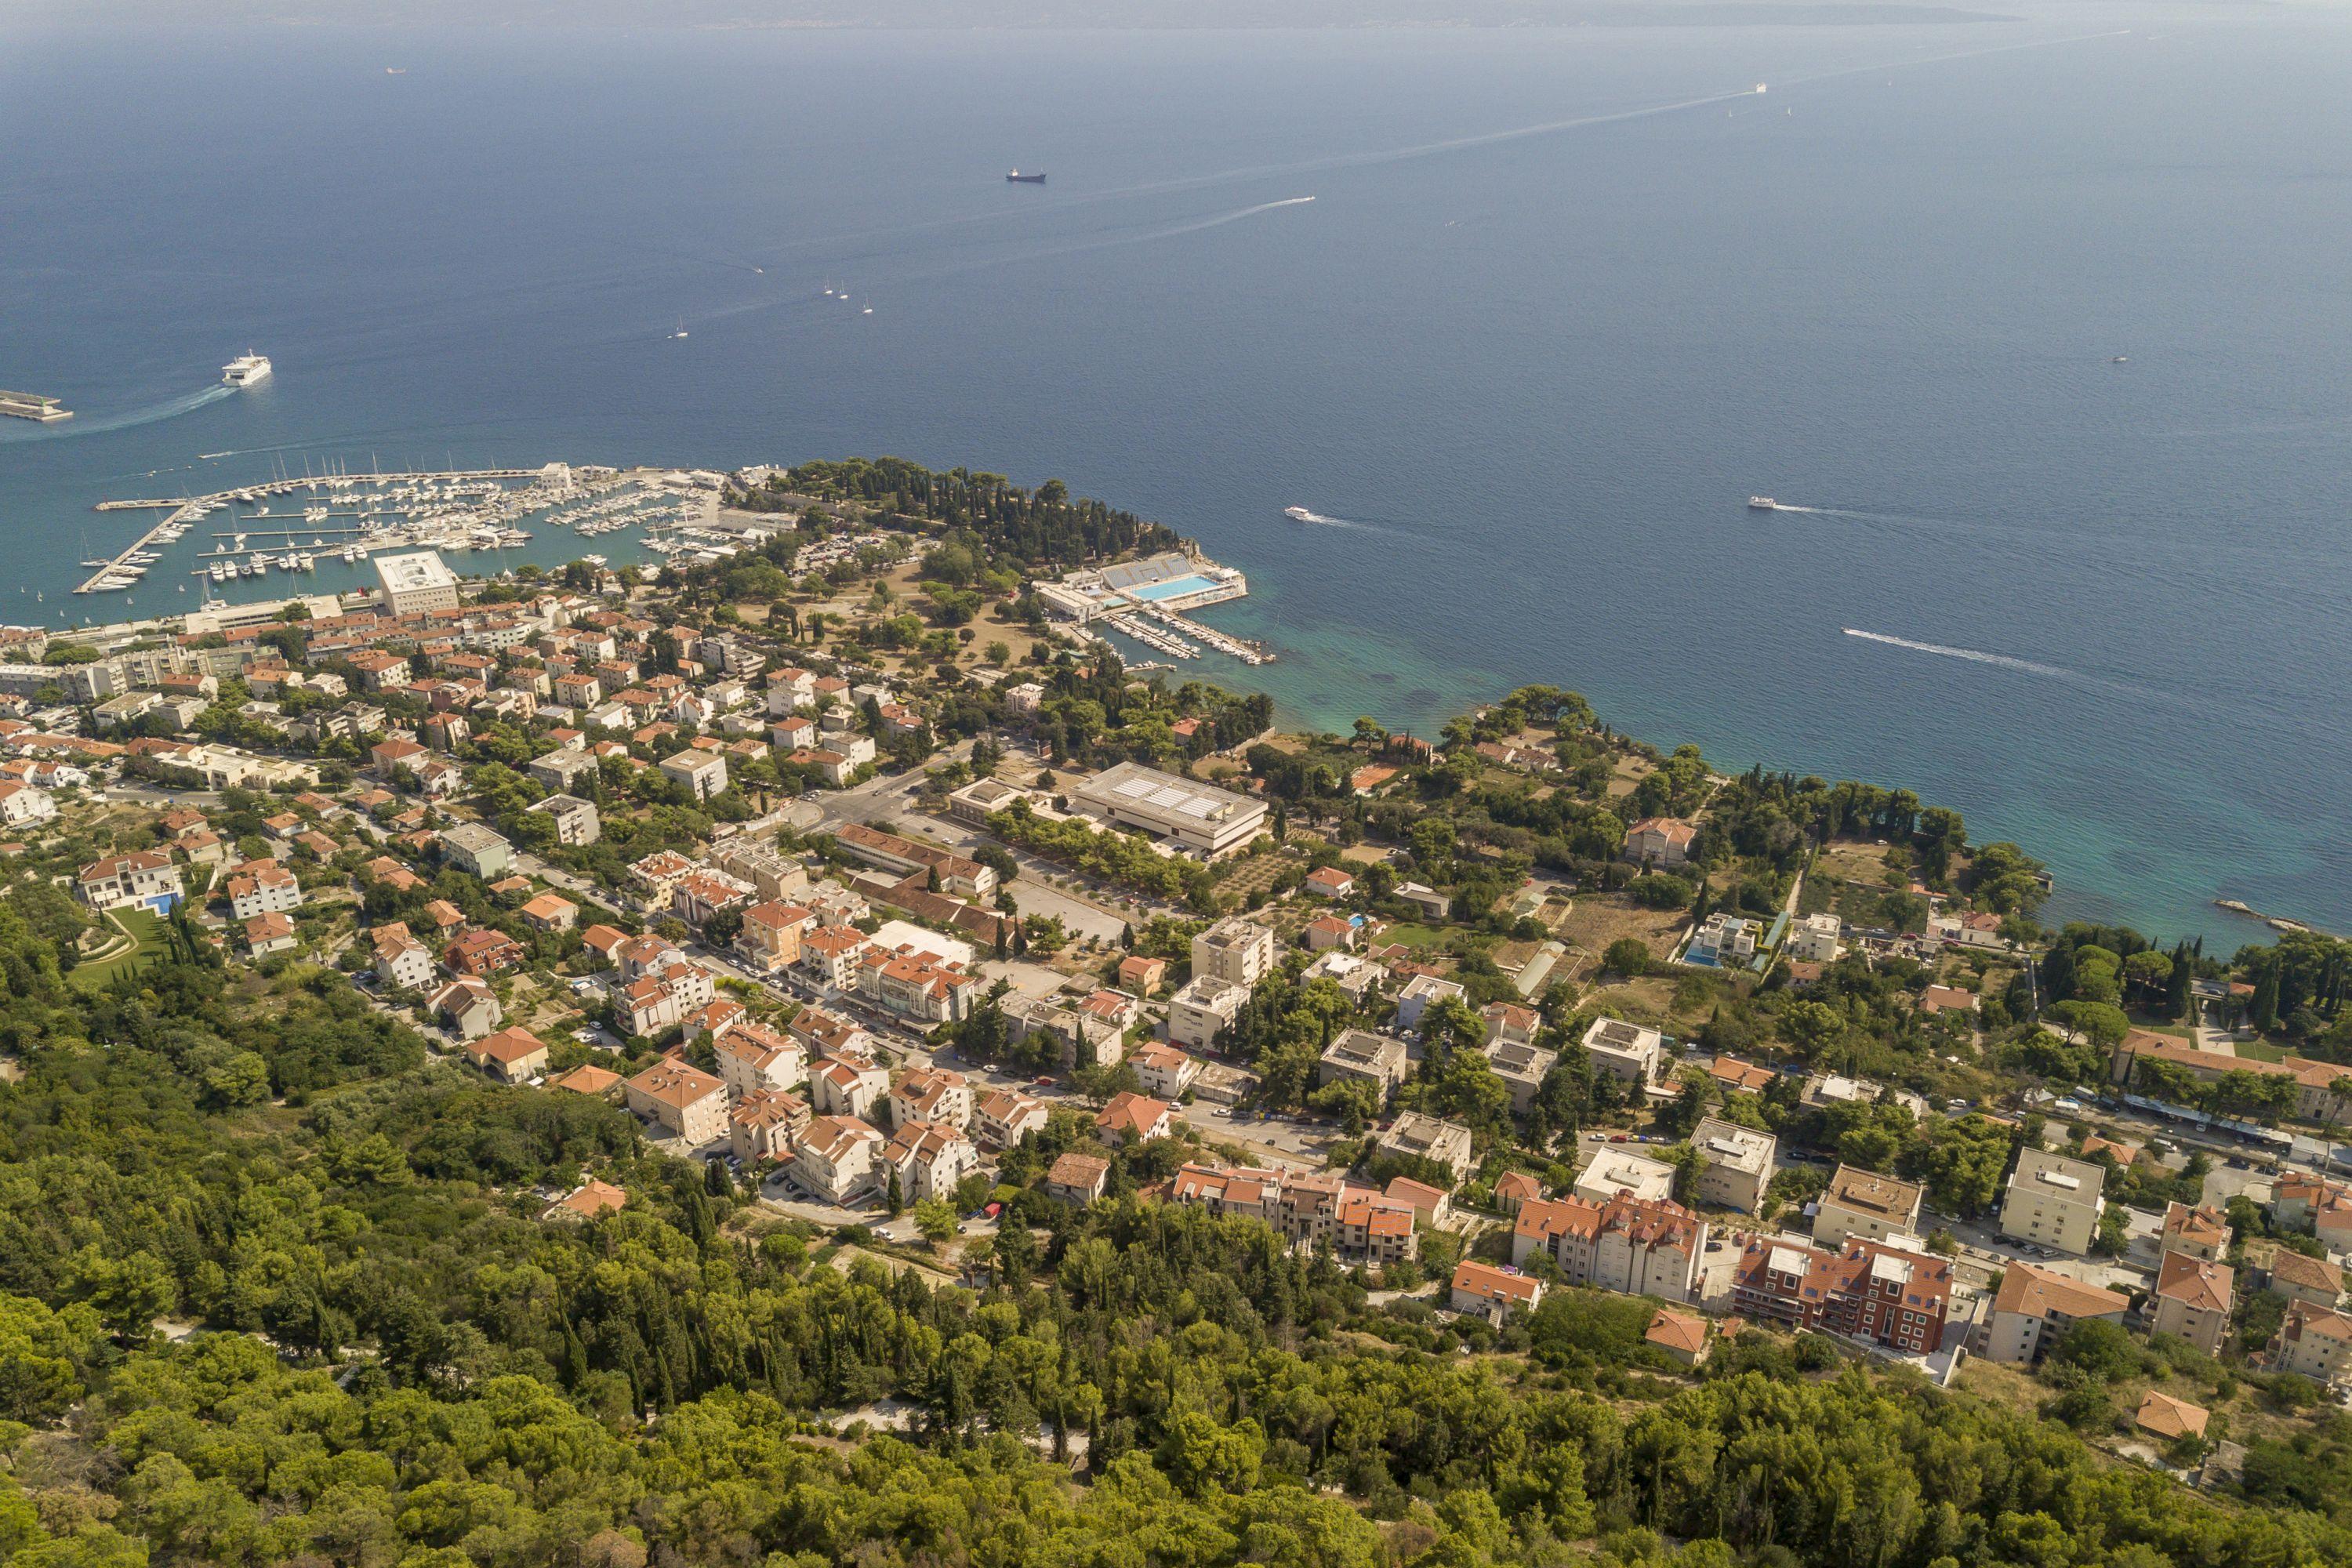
[32,0,2021,30]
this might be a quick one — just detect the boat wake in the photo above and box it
[1287,505,1404,536]
[1842,627,2154,701]
[0,382,234,442]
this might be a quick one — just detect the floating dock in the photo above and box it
[0,390,73,423]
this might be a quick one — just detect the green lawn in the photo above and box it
[69,908,172,993]
[1379,923,1446,950]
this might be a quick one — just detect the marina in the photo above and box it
[71,464,714,597]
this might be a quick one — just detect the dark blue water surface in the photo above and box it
[5,13,2350,942]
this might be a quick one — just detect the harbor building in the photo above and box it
[375,551,462,616]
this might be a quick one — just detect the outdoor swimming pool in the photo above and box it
[1126,574,1220,602]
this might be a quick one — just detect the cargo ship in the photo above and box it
[1005,170,1047,183]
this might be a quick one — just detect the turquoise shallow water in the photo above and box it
[4,12,2350,943]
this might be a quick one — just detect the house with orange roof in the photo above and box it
[2151,1251,2234,1354]
[624,1058,728,1145]
[2134,1390,2209,1443]
[729,1088,811,1164]
[428,977,502,1040]
[1644,1307,1719,1367]
[2271,1303,2352,1388]
[794,1116,885,1204]
[1096,1091,1174,1144]
[552,1179,628,1220]
[1978,1261,2129,1363]
[550,1063,622,1100]
[464,1025,551,1085]
[518,892,578,933]
[1450,1260,1544,1322]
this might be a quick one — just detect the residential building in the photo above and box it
[729,1089,811,1164]
[0,782,58,827]
[444,928,526,978]
[795,1116,884,1204]
[858,944,978,1024]
[1097,1091,1175,1143]
[1384,1175,1453,1229]
[551,1063,622,1100]
[735,899,812,973]
[2134,1391,2210,1445]
[1999,1149,2107,1256]
[1788,912,1842,964]
[243,911,298,956]
[2263,1249,2346,1311]
[375,550,462,616]
[1732,1234,1954,1356]
[1814,1165,1925,1248]
[1582,1017,1665,1087]
[77,850,182,913]
[1396,974,1467,1033]
[1046,1152,1112,1205]
[1318,1027,1409,1098]
[659,749,728,801]
[1465,1036,1550,1115]
[975,1088,1048,1149]
[528,793,601,847]
[1303,866,1355,899]
[1575,1147,1679,1206]
[372,924,434,990]
[227,866,302,920]
[464,1025,551,1084]
[1192,916,1277,987]
[1168,974,1249,1051]
[1450,1261,1545,1323]
[1645,1308,1719,1367]
[2162,1201,2231,1263]
[554,1180,629,1220]
[887,1065,974,1131]
[713,1022,806,1100]
[1689,1116,1775,1214]
[1067,760,1267,858]
[1117,953,1167,996]
[625,1059,729,1145]
[438,822,514,879]
[797,926,870,991]
[2151,1251,2234,1355]
[883,1120,978,1203]
[1482,1002,1539,1047]
[1493,1171,1544,1216]
[809,1055,890,1120]
[1334,1190,1418,1267]
[1977,1261,2129,1364]
[1129,1043,1201,1100]
[2270,1303,2352,1388]
[1624,816,1696,866]
[1375,1112,1475,1185]
[429,977,502,1040]
[519,892,578,933]
[1511,1192,1708,1302]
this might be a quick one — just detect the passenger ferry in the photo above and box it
[222,354,273,387]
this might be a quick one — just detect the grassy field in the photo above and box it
[69,907,172,993]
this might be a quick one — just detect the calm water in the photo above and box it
[5,13,2350,943]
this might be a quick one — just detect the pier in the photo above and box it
[0,391,73,423]
[78,467,599,595]
[1148,605,1272,665]
[75,500,199,593]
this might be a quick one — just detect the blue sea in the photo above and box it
[5,10,2350,945]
